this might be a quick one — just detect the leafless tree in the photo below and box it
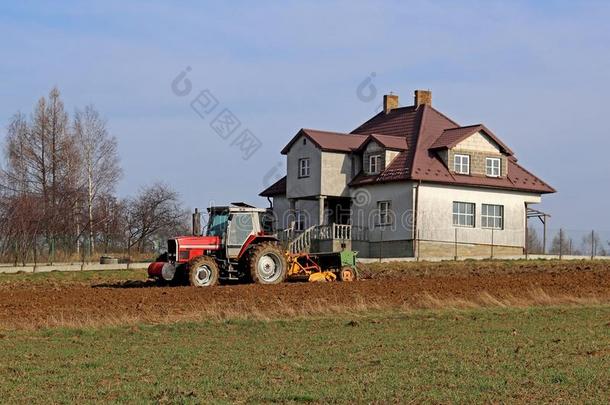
[0,194,45,265]
[526,226,543,254]
[582,231,607,257]
[73,105,122,256]
[125,182,189,254]
[94,194,126,253]
[550,229,572,255]
[2,88,81,260]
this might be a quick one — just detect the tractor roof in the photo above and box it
[208,203,268,213]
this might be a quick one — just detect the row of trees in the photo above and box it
[527,227,608,256]
[0,88,189,264]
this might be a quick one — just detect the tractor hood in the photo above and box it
[173,235,222,250]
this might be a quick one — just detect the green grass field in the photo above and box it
[1,305,609,403]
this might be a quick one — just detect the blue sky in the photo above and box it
[1,1,609,234]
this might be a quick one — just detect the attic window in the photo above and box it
[454,154,470,175]
[369,155,381,174]
[298,158,310,178]
[486,158,501,177]
[303,138,307,145]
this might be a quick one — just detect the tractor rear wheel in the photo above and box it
[248,243,287,285]
[338,266,358,282]
[188,256,219,287]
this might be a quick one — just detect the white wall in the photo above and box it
[351,182,415,242]
[385,150,400,166]
[320,151,352,197]
[271,195,320,230]
[286,135,321,199]
[417,183,542,247]
[271,196,290,229]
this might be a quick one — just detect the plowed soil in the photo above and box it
[1,260,609,329]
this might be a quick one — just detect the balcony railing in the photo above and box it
[277,224,367,253]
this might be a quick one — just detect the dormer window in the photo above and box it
[298,158,310,178]
[369,154,381,174]
[454,154,470,175]
[486,157,501,177]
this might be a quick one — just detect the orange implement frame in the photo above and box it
[286,252,322,279]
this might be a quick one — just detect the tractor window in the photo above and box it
[260,212,274,234]
[207,212,229,237]
[228,213,253,247]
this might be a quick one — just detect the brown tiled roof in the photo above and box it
[350,104,554,193]
[271,102,555,195]
[352,106,422,138]
[281,128,367,154]
[356,134,408,151]
[429,124,514,155]
[259,176,286,197]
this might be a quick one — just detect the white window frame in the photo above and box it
[452,201,475,228]
[369,154,381,174]
[298,158,310,178]
[486,157,501,177]
[377,201,391,225]
[453,154,470,175]
[481,204,504,230]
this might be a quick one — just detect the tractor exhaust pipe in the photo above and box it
[192,208,201,236]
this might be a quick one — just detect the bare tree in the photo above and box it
[3,88,81,260]
[582,231,607,257]
[526,226,543,254]
[74,105,121,256]
[125,183,189,254]
[94,194,126,253]
[550,229,572,255]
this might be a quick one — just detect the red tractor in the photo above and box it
[147,203,287,287]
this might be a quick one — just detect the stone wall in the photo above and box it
[448,148,507,177]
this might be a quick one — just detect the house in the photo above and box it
[260,90,555,258]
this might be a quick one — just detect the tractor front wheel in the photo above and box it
[248,243,287,285]
[188,256,219,287]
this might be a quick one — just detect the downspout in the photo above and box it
[267,197,273,209]
[412,180,421,258]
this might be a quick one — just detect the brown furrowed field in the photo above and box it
[1,260,609,329]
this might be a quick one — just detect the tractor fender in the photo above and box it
[237,235,279,259]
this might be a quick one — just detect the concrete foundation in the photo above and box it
[417,240,522,258]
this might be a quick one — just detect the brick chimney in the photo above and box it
[414,90,432,107]
[383,94,399,114]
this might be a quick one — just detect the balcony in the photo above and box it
[278,224,368,254]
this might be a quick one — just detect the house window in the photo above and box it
[369,154,381,174]
[486,158,501,177]
[481,204,503,229]
[295,210,306,231]
[377,201,391,225]
[298,158,310,178]
[453,202,475,227]
[454,154,470,175]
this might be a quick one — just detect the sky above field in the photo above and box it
[0,1,609,234]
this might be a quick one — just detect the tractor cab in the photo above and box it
[206,204,274,260]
